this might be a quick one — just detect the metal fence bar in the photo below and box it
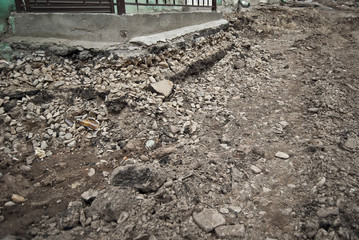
[110,0,115,12]
[117,0,126,14]
[211,0,216,11]
[15,0,23,11]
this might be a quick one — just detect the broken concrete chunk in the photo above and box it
[193,209,226,232]
[59,201,82,230]
[110,164,166,193]
[89,186,136,222]
[81,189,98,203]
[316,207,339,218]
[149,80,173,97]
[215,224,246,238]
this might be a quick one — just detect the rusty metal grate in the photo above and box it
[15,0,216,15]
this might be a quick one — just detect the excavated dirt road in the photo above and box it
[0,1,358,239]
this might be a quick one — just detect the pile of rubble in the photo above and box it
[0,3,358,240]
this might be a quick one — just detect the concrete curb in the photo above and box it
[130,19,229,46]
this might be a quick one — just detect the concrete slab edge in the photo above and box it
[130,19,229,46]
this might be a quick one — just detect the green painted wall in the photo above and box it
[0,0,15,34]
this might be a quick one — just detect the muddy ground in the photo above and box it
[0,1,358,239]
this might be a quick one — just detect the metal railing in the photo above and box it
[116,0,216,14]
[15,0,216,14]
[15,0,115,13]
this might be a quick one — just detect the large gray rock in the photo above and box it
[110,164,165,193]
[59,201,82,230]
[89,186,136,222]
[215,224,246,238]
[149,80,173,97]
[193,209,226,232]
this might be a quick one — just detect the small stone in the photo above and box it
[26,155,35,165]
[91,220,101,229]
[85,217,91,225]
[163,181,173,188]
[193,209,226,233]
[152,121,158,130]
[344,138,357,150]
[64,133,73,140]
[88,168,95,177]
[308,107,319,113]
[123,140,137,151]
[67,140,76,148]
[140,155,149,161]
[59,201,82,230]
[5,201,16,207]
[20,165,31,172]
[282,208,292,216]
[219,208,229,214]
[145,140,156,149]
[228,206,242,215]
[215,224,246,238]
[250,165,261,174]
[81,189,98,202]
[47,129,54,135]
[263,187,271,192]
[44,74,53,82]
[279,121,289,128]
[117,211,129,224]
[275,152,289,159]
[149,80,173,97]
[4,115,11,123]
[158,61,169,68]
[317,207,339,218]
[0,215,4,222]
[40,141,48,150]
[102,171,110,177]
[46,112,52,120]
[151,145,176,159]
[29,227,39,236]
[34,144,46,160]
[25,64,32,75]
[169,125,180,134]
[317,177,326,187]
[79,50,93,60]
